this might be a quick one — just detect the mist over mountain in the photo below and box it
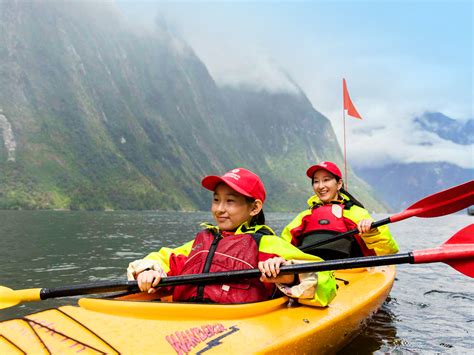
[0,1,386,212]
[354,162,472,211]
[354,112,473,211]
[414,112,473,145]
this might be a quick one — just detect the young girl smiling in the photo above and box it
[127,168,336,305]
[281,161,398,260]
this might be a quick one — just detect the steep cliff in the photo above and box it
[0,1,386,212]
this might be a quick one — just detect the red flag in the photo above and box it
[343,78,363,119]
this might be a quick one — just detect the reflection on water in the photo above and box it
[338,298,402,354]
[0,210,472,353]
[424,289,474,301]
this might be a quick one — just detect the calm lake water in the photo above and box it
[0,210,472,353]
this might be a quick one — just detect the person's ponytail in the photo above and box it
[245,196,266,226]
[339,186,365,208]
[311,173,365,208]
[251,210,266,226]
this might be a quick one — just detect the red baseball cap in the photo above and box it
[306,161,342,179]
[201,168,266,202]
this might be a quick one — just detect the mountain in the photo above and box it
[414,112,473,145]
[354,112,473,211]
[354,162,473,211]
[0,1,386,212]
[217,86,388,211]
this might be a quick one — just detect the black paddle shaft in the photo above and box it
[39,251,413,300]
[40,281,140,300]
[152,252,413,286]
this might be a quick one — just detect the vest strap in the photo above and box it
[194,226,268,302]
[196,229,222,301]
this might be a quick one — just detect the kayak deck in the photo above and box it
[0,266,395,354]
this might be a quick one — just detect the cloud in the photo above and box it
[293,52,472,169]
[117,1,472,170]
[195,45,300,94]
[344,115,473,169]
[143,4,300,94]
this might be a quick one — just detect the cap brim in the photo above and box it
[201,175,223,191]
[201,176,255,199]
[306,165,341,179]
[306,166,319,178]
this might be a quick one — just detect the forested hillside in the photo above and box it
[0,1,385,211]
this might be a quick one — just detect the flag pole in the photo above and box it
[342,78,363,188]
[342,80,348,188]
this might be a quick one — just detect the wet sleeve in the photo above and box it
[280,210,312,245]
[361,225,399,255]
[346,206,399,255]
[259,235,337,306]
[143,240,194,273]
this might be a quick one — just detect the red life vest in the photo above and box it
[172,228,270,304]
[292,203,375,259]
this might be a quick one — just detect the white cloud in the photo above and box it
[117,1,473,170]
[199,46,300,94]
[345,115,473,169]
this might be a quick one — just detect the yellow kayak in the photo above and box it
[0,266,395,354]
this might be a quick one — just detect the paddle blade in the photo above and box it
[413,224,474,277]
[407,181,474,219]
[444,224,474,245]
[420,180,474,217]
[446,260,474,278]
[0,286,19,309]
[444,224,474,277]
[0,286,42,310]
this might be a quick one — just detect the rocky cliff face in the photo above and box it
[0,1,386,212]
[0,111,16,162]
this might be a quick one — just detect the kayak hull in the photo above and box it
[0,266,395,354]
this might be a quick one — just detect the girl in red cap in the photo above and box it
[281,162,398,260]
[127,168,336,306]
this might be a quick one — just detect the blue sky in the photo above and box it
[117,0,473,168]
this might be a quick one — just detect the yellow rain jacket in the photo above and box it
[127,222,337,307]
[281,194,399,256]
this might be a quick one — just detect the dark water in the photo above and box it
[0,210,472,353]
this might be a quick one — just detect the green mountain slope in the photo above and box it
[0,1,387,212]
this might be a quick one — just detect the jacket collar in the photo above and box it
[307,192,350,208]
[200,221,275,236]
